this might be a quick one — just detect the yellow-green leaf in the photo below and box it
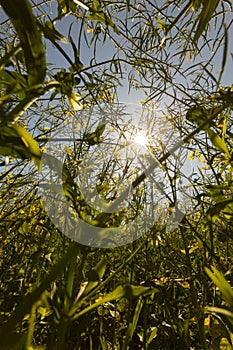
[0,124,41,167]
[207,129,230,157]
[68,93,83,110]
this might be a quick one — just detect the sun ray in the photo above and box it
[133,130,148,146]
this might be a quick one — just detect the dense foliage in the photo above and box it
[0,0,233,349]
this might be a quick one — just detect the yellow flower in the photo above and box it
[198,153,205,163]
[188,152,195,160]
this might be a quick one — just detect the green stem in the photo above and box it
[55,318,70,350]
[24,302,37,350]
[180,227,208,350]
[3,82,60,123]
[0,242,81,339]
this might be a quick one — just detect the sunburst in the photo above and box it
[133,130,148,146]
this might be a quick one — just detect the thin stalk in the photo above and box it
[24,302,37,350]
[3,82,60,123]
[180,226,208,350]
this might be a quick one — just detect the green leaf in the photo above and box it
[218,23,228,83]
[12,125,41,167]
[205,199,233,221]
[57,0,77,17]
[0,69,27,89]
[86,260,106,282]
[0,43,21,69]
[186,105,230,157]
[205,266,233,309]
[83,259,107,296]
[186,106,207,124]
[207,129,230,157]
[205,307,233,321]
[122,297,144,350]
[194,0,220,42]
[89,0,120,34]
[85,123,105,145]
[93,258,106,280]
[0,0,46,86]
[147,327,158,345]
[0,124,41,167]
[0,243,81,345]
[0,126,30,159]
[0,69,27,99]
[41,21,67,43]
[95,123,106,137]
[71,285,158,319]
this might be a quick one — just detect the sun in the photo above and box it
[133,130,148,146]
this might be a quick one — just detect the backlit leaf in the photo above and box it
[194,0,220,42]
[207,129,230,157]
[12,125,41,167]
[0,124,41,167]
[68,93,83,110]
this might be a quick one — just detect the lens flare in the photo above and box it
[134,130,148,146]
